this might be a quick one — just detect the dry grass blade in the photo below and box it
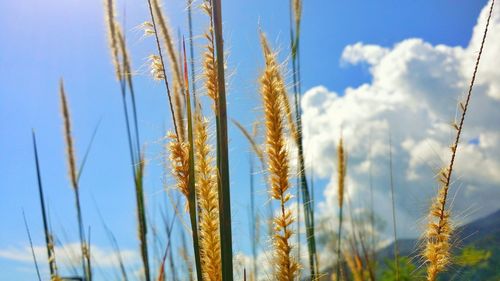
[260,32,298,281]
[423,1,495,280]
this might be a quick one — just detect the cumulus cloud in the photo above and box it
[302,0,500,240]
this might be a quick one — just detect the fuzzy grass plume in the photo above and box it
[168,133,190,200]
[201,0,218,104]
[422,1,495,280]
[194,111,222,281]
[336,136,346,281]
[260,33,299,281]
[59,80,90,281]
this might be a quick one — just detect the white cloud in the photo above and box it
[0,243,139,276]
[302,0,500,240]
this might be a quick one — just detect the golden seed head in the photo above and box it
[140,21,155,37]
[194,111,222,281]
[59,80,78,190]
[149,55,165,80]
[260,32,299,281]
[337,136,346,208]
[167,133,190,202]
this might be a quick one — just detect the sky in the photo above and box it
[0,0,498,280]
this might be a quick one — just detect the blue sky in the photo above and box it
[0,0,494,280]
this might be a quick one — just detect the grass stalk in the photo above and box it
[158,209,176,281]
[210,0,234,279]
[336,136,346,281]
[249,155,257,281]
[423,1,494,280]
[22,211,42,281]
[135,154,151,281]
[368,133,376,266]
[146,0,180,139]
[288,0,319,278]
[182,40,203,281]
[32,131,59,279]
[104,3,152,278]
[260,33,299,281]
[388,133,399,281]
[59,81,89,281]
[186,0,197,103]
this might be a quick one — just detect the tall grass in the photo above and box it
[260,33,299,281]
[21,1,497,281]
[336,136,346,281]
[182,40,204,281]
[59,80,90,281]
[194,108,222,281]
[288,0,319,278]
[145,0,179,137]
[32,131,60,280]
[104,1,151,278]
[422,1,495,280]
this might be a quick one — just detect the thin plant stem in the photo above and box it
[182,39,203,281]
[389,133,399,281]
[31,131,59,279]
[22,211,42,281]
[187,0,197,104]
[211,0,234,279]
[146,0,180,139]
[288,1,318,278]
